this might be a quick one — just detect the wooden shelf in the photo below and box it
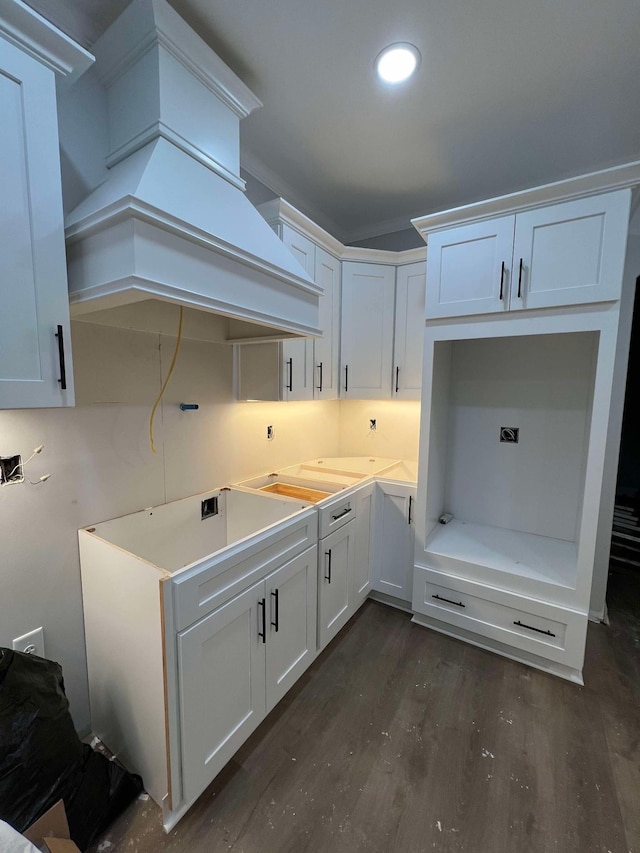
[425,520,578,590]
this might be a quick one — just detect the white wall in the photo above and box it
[338,399,421,461]
[0,321,341,733]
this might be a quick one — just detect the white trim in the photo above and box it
[65,199,322,298]
[92,0,260,118]
[0,0,93,79]
[412,161,640,236]
[105,121,245,190]
[256,198,426,265]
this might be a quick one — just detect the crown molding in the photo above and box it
[0,0,93,80]
[412,160,640,236]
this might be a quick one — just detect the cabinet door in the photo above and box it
[314,247,341,400]
[318,520,355,649]
[373,483,416,601]
[281,338,314,401]
[177,582,266,804]
[393,261,426,400]
[352,482,376,605]
[0,38,74,408]
[425,217,515,319]
[265,546,317,711]
[511,191,630,311]
[340,262,396,398]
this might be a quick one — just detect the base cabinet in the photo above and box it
[178,545,317,803]
[318,521,355,649]
[352,482,376,604]
[373,482,416,602]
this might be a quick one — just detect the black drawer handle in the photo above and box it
[344,364,348,393]
[55,325,67,390]
[286,358,293,392]
[317,361,323,392]
[270,588,279,632]
[408,495,413,525]
[514,620,555,638]
[499,261,505,301]
[325,549,332,583]
[432,593,465,608]
[395,365,400,393]
[331,506,352,521]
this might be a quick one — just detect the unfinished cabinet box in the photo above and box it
[79,487,317,831]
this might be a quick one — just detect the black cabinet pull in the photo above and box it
[395,366,400,393]
[331,506,352,521]
[408,495,413,525]
[325,549,332,583]
[499,261,505,301]
[270,589,279,632]
[432,593,465,608]
[55,325,67,390]
[344,364,348,393]
[514,619,555,638]
[517,258,524,298]
[286,358,293,392]
[258,598,266,643]
[317,361,323,392]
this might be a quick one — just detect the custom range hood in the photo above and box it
[65,0,321,340]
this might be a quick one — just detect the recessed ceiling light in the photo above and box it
[375,43,421,84]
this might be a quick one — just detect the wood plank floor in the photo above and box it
[89,591,640,853]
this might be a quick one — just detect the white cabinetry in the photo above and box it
[373,481,416,602]
[393,261,426,399]
[422,192,630,319]
[341,262,396,398]
[352,481,376,605]
[179,545,317,802]
[411,182,637,683]
[318,521,355,649]
[0,9,91,408]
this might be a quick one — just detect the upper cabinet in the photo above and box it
[340,262,396,399]
[422,191,631,320]
[393,261,426,400]
[0,7,92,409]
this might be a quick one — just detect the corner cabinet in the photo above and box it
[422,191,630,319]
[411,180,639,683]
[340,262,396,398]
[0,13,91,408]
[372,481,416,602]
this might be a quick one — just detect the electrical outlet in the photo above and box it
[369,419,377,431]
[13,627,45,657]
[267,425,274,441]
[0,454,23,485]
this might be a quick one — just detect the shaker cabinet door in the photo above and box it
[178,582,266,803]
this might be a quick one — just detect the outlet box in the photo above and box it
[0,454,23,485]
[369,419,377,431]
[267,425,274,440]
[500,427,519,443]
[13,626,45,657]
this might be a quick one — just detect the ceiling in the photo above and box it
[28,0,640,245]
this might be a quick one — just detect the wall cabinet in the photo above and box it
[424,191,630,319]
[373,482,416,602]
[0,33,78,408]
[393,262,426,400]
[179,545,317,802]
[340,262,396,398]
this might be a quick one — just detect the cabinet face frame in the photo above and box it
[414,305,620,613]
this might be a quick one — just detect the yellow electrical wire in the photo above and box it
[149,305,184,454]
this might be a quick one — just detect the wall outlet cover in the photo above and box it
[13,626,45,657]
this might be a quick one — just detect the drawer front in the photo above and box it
[172,510,317,632]
[413,567,586,669]
[318,493,355,538]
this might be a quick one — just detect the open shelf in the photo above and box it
[425,519,578,590]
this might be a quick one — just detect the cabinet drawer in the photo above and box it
[171,511,317,631]
[318,493,355,538]
[413,567,586,669]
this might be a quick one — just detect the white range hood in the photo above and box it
[65,0,321,340]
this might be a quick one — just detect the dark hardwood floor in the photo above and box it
[89,591,640,853]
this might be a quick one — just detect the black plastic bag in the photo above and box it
[0,648,142,850]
